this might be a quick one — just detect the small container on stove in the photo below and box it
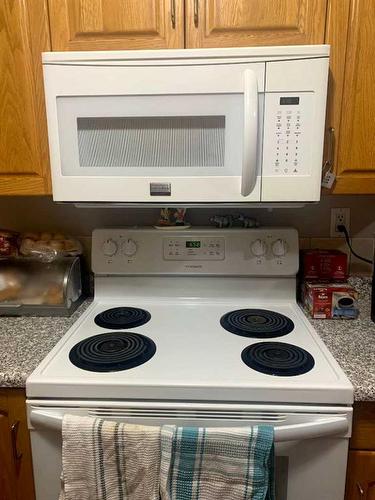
[0,257,83,316]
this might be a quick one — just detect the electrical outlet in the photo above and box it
[330,208,350,237]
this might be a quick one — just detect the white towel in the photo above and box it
[59,415,161,500]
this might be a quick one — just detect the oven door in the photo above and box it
[28,401,351,500]
[43,62,264,203]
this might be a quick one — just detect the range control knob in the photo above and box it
[122,238,138,257]
[272,239,288,257]
[102,238,118,257]
[250,239,267,257]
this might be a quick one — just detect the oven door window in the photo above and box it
[57,94,243,177]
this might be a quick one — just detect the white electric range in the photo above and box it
[27,227,353,500]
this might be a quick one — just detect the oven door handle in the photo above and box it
[29,410,348,441]
[274,417,349,442]
[241,69,258,197]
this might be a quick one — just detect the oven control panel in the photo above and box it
[92,227,299,276]
[163,237,225,260]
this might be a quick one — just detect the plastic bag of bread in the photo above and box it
[19,232,82,262]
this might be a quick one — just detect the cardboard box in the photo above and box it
[300,250,348,281]
[303,282,359,319]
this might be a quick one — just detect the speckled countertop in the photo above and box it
[0,278,373,401]
[310,277,374,402]
[0,300,92,387]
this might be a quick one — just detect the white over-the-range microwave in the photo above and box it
[42,45,329,205]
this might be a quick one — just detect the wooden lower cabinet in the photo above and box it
[346,402,375,500]
[346,451,375,499]
[0,390,35,500]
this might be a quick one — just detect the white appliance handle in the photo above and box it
[30,410,348,442]
[241,69,258,197]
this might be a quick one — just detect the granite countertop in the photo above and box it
[0,278,373,401]
[310,277,374,402]
[0,300,92,387]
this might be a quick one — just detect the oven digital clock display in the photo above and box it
[186,241,201,248]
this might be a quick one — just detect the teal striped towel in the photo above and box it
[160,425,274,500]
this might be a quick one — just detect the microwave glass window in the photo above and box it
[77,116,225,168]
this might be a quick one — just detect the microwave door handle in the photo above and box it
[274,417,348,442]
[241,69,258,196]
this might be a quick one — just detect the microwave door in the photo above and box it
[47,63,264,203]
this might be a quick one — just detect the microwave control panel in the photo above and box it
[262,92,314,177]
[163,237,225,261]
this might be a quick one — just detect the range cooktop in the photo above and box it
[71,306,314,378]
[27,298,352,404]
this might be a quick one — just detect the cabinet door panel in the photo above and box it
[0,0,51,195]
[346,451,375,500]
[0,411,16,500]
[186,0,327,48]
[48,0,184,50]
[0,390,35,500]
[332,0,375,193]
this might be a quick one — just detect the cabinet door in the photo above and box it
[0,390,35,500]
[0,410,16,500]
[0,0,51,195]
[329,0,375,193]
[186,0,327,48]
[48,0,184,50]
[346,451,375,499]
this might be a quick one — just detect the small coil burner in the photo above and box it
[241,342,315,376]
[220,309,294,338]
[69,332,156,372]
[94,307,151,329]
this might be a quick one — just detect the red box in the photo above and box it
[303,282,359,319]
[301,250,348,281]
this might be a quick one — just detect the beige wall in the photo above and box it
[1,194,374,274]
[1,194,374,236]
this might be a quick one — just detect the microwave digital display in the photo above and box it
[280,97,300,105]
[186,241,201,248]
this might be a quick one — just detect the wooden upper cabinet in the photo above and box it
[185,0,328,48]
[0,0,51,195]
[327,0,375,194]
[47,0,185,50]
